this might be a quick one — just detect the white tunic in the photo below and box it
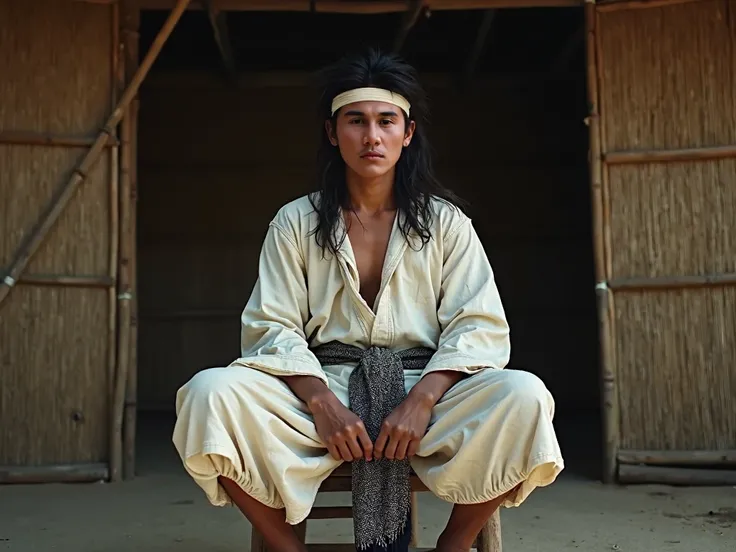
[172,194,564,525]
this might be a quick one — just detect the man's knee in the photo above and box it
[497,369,555,415]
[176,367,243,412]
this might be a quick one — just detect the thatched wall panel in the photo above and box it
[598,0,736,151]
[608,159,736,279]
[0,286,109,465]
[0,0,112,134]
[615,287,736,450]
[0,145,111,274]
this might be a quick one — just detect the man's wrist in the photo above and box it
[408,370,465,408]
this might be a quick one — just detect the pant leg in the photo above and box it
[172,366,341,525]
[409,368,564,507]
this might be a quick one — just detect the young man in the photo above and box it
[173,49,563,552]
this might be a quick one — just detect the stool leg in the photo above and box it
[475,510,502,552]
[294,520,307,545]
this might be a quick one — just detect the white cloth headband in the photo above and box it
[330,87,411,117]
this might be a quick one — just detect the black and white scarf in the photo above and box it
[311,341,435,552]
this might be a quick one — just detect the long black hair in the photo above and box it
[309,48,466,256]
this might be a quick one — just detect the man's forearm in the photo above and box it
[407,370,466,408]
[281,375,340,412]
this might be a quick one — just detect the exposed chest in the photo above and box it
[345,211,396,309]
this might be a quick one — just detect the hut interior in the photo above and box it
[134,5,601,478]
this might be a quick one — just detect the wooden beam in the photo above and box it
[619,464,736,486]
[135,0,582,12]
[0,0,192,311]
[15,274,114,288]
[618,449,736,466]
[597,0,708,12]
[608,272,736,292]
[203,0,239,80]
[393,0,426,53]
[604,144,736,165]
[0,130,118,148]
[0,463,109,483]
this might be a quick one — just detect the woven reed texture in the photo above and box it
[136,72,597,412]
[598,1,736,450]
[615,287,736,450]
[598,0,736,151]
[608,160,736,280]
[0,0,114,464]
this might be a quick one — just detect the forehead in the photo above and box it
[339,100,402,115]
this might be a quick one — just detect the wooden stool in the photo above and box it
[251,464,502,552]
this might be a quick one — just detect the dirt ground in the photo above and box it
[2,417,735,552]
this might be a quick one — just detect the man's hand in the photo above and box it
[310,392,374,462]
[374,370,466,461]
[373,393,433,461]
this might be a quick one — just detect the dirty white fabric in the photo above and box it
[172,194,564,525]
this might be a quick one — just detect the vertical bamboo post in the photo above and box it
[121,0,141,481]
[110,0,193,483]
[585,0,618,484]
[108,0,121,403]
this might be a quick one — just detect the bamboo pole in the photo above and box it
[0,0,192,310]
[0,463,109,484]
[0,130,118,148]
[609,272,736,291]
[618,449,736,466]
[604,144,736,164]
[585,0,618,485]
[597,0,707,12]
[618,464,736,486]
[109,0,122,429]
[16,274,114,288]
[123,2,141,481]
[108,0,192,483]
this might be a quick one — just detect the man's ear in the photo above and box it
[403,119,416,147]
[325,119,338,146]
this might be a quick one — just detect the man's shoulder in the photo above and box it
[270,193,317,236]
[428,195,471,239]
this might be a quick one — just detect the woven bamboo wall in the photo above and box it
[598,0,736,450]
[136,70,597,413]
[0,0,114,464]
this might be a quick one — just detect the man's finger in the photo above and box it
[374,429,389,460]
[358,430,374,461]
[327,444,341,461]
[383,434,399,460]
[337,442,354,462]
[394,437,410,461]
[347,436,363,460]
[406,439,420,458]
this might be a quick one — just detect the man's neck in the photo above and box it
[345,169,396,214]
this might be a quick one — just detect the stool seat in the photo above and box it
[250,463,502,552]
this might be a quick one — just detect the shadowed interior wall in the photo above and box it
[136,70,597,414]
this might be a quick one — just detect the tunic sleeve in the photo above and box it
[421,217,511,377]
[231,221,327,383]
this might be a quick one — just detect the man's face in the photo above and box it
[327,101,415,180]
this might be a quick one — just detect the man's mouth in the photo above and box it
[361,151,384,159]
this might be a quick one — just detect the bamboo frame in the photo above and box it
[0,463,109,484]
[585,0,618,485]
[107,0,193,483]
[16,274,114,288]
[136,0,582,11]
[0,130,118,148]
[122,1,141,481]
[604,144,736,164]
[0,0,192,311]
[618,464,736,485]
[109,0,122,433]
[618,449,736,466]
[597,0,709,12]
[609,272,736,291]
